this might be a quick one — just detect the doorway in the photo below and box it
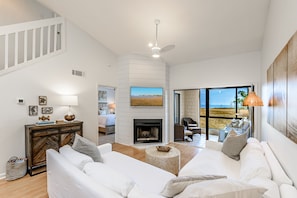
[98,85,116,145]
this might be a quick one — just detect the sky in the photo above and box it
[200,88,247,108]
[131,87,163,96]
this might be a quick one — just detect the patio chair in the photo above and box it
[182,117,201,135]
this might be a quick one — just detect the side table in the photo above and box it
[145,146,180,175]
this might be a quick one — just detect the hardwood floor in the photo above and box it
[0,143,201,198]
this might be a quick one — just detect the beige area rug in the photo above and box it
[99,133,115,145]
[175,133,219,148]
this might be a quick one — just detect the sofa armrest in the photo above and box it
[205,140,223,151]
[97,143,112,155]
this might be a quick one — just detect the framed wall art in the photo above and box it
[29,105,38,116]
[267,30,297,143]
[41,107,53,114]
[39,96,47,105]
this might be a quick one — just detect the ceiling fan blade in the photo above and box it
[160,44,175,53]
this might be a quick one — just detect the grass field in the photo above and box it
[200,108,249,130]
[131,96,163,106]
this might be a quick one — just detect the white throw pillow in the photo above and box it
[249,177,280,198]
[240,142,271,181]
[280,184,297,198]
[174,178,267,198]
[83,162,135,197]
[261,142,293,186]
[59,145,93,170]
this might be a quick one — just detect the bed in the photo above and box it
[98,114,116,135]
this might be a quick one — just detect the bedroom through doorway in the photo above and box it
[98,85,116,145]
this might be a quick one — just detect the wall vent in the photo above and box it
[72,69,84,77]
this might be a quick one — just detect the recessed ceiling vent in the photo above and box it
[72,69,85,77]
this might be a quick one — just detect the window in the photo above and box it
[200,86,249,139]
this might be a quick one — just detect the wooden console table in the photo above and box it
[25,121,83,176]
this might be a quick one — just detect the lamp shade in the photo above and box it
[61,95,78,106]
[243,92,263,106]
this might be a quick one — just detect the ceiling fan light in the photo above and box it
[152,46,160,58]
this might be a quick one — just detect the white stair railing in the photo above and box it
[0,17,65,75]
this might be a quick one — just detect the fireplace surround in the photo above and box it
[134,119,162,143]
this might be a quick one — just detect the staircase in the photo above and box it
[0,17,65,76]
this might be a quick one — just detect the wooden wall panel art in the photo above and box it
[267,31,297,143]
[267,32,297,143]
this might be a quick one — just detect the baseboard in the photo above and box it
[0,172,6,180]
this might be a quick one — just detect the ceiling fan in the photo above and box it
[149,19,175,58]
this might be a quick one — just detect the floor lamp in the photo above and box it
[243,87,263,137]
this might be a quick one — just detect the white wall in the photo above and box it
[116,55,168,145]
[0,20,117,177]
[169,51,262,141]
[0,0,54,26]
[261,0,297,186]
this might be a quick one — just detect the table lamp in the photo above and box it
[61,95,78,121]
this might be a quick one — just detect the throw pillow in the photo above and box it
[221,130,247,160]
[161,175,227,197]
[59,145,94,170]
[72,134,103,162]
[83,162,135,197]
[174,178,267,198]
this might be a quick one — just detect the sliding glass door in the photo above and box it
[200,86,249,140]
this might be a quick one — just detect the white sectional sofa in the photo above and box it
[46,136,297,198]
[178,138,296,198]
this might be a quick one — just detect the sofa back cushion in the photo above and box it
[248,177,280,198]
[261,142,293,186]
[59,145,93,170]
[240,140,271,181]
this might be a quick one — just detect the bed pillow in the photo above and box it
[221,130,247,160]
[261,142,293,186]
[59,145,94,170]
[83,162,135,197]
[174,178,267,198]
[72,134,103,162]
[240,141,271,181]
[161,175,227,197]
[279,184,297,198]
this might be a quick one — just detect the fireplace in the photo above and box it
[134,119,162,143]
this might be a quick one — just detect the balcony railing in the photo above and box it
[0,17,65,76]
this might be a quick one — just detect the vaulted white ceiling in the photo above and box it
[37,0,270,66]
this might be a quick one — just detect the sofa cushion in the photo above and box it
[83,162,135,197]
[240,141,271,181]
[72,134,103,162]
[102,151,176,194]
[248,177,280,198]
[128,185,165,198]
[261,142,293,186]
[174,178,267,198]
[161,175,227,197]
[59,145,93,170]
[178,148,241,180]
[222,130,247,160]
[279,184,297,198]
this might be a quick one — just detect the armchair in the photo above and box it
[182,117,201,135]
